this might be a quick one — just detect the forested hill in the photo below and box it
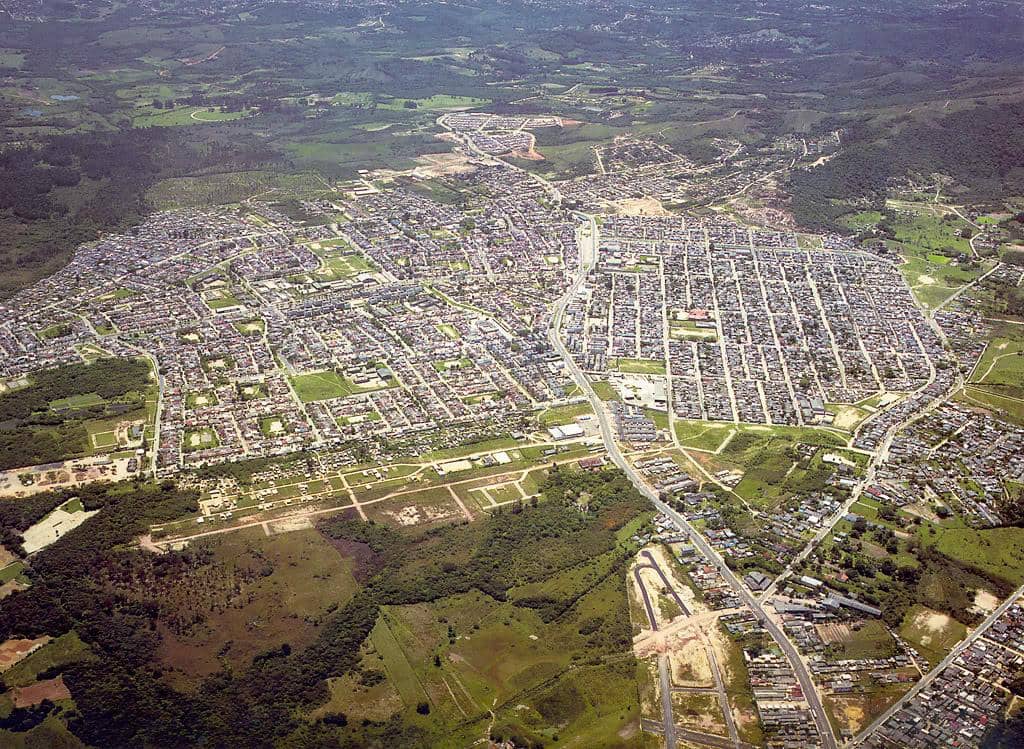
[788,103,1024,232]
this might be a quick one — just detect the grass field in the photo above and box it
[0,631,90,687]
[970,338,1024,386]
[0,561,29,585]
[673,420,734,451]
[921,521,1024,586]
[537,401,593,427]
[958,385,1024,424]
[898,605,967,667]
[50,392,106,410]
[132,105,255,128]
[289,370,391,402]
[608,357,667,375]
[182,427,219,452]
[590,380,621,401]
[825,619,897,661]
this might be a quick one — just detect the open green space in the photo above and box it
[537,401,594,427]
[289,370,392,402]
[898,605,967,668]
[608,357,667,375]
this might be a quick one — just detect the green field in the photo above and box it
[0,561,29,585]
[289,370,391,402]
[959,385,1024,424]
[260,416,289,437]
[824,619,897,661]
[590,380,621,401]
[921,522,1024,586]
[673,420,735,452]
[0,631,90,687]
[132,106,255,128]
[970,338,1024,387]
[186,390,218,409]
[537,401,594,427]
[50,392,106,410]
[183,427,219,452]
[898,605,967,667]
[608,357,667,375]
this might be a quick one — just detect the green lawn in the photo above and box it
[959,385,1024,424]
[132,106,255,127]
[970,338,1024,387]
[537,402,593,427]
[183,427,220,452]
[608,357,667,375]
[922,522,1024,585]
[673,420,734,451]
[0,561,29,585]
[590,380,621,401]
[0,631,90,687]
[260,416,289,437]
[50,392,106,410]
[289,370,391,402]
[825,619,897,661]
[437,323,461,340]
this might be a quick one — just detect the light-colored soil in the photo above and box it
[268,516,314,534]
[413,151,478,177]
[908,608,955,646]
[0,636,51,672]
[510,147,545,161]
[974,590,999,613]
[614,197,671,216]
[0,580,28,600]
[670,635,713,688]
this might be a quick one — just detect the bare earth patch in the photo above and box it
[11,675,71,707]
[973,589,999,613]
[0,636,51,672]
[613,197,670,216]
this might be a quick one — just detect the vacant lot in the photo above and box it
[899,605,967,667]
[156,527,358,684]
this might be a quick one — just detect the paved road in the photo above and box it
[640,549,691,615]
[549,216,837,749]
[640,718,757,749]
[658,655,679,749]
[706,641,740,747]
[634,567,660,632]
[852,583,1024,746]
[637,550,739,747]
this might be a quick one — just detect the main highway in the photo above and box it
[548,214,838,749]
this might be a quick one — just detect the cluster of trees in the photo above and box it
[0,358,149,423]
[0,468,647,746]
[0,126,277,299]
[789,104,1024,232]
[0,358,150,470]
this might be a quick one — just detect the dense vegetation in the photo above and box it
[789,104,1024,231]
[0,468,648,747]
[0,358,151,470]
[0,127,276,297]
